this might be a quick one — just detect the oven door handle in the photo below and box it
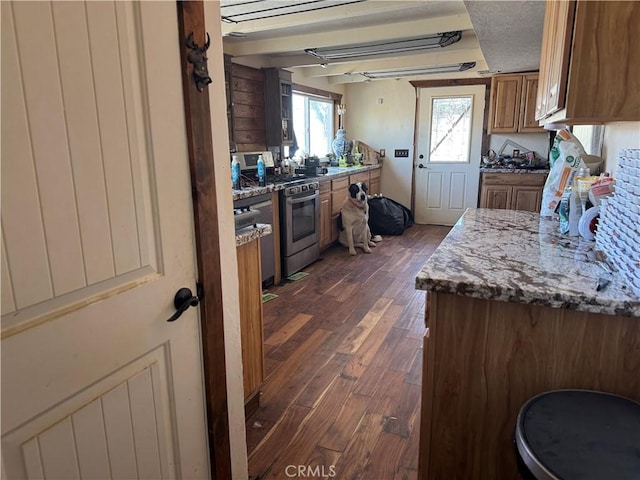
[286,192,318,204]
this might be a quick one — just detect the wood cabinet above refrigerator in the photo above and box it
[488,73,544,133]
[535,0,640,126]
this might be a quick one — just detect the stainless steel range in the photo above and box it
[279,178,320,278]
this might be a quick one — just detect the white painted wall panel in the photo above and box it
[37,418,81,480]
[86,2,141,275]
[12,1,86,295]
[1,233,16,315]
[20,438,44,480]
[1,3,54,309]
[2,1,157,328]
[102,383,139,479]
[51,1,115,285]
[129,369,163,479]
[72,399,112,479]
[150,362,174,479]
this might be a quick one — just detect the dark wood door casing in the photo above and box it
[176,1,232,478]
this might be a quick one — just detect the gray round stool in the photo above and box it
[515,390,640,480]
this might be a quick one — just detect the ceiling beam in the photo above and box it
[302,50,486,78]
[223,14,473,57]
[326,59,489,84]
[221,1,426,36]
[410,77,491,88]
[267,32,480,69]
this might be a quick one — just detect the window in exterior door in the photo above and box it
[292,93,334,158]
[428,96,473,163]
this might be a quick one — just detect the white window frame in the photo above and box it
[292,91,334,158]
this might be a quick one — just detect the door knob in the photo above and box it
[167,287,200,322]
[418,163,427,169]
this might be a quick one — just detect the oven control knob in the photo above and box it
[302,184,308,191]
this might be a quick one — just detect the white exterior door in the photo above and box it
[414,85,485,225]
[1,2,209,478]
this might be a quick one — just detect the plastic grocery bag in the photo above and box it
[368,196,414,235]
[540,128,588,216]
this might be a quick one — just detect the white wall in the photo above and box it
[344,80,417,207]
[489,132,550,160]
[601,122,640,176]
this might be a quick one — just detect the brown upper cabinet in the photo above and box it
[224,55,235,151]
[264,68,294,148]
[536,0,640,125]
[488,73,544,133]
[229,63,266,152]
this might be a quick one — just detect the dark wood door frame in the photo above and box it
[176,2,232,478]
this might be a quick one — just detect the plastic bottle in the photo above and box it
[568,187,582,237]
[231,155,241,190]
[257,154,266,187]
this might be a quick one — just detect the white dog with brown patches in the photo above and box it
[338,182,382,255]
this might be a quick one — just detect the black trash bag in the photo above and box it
[368,196,414,235]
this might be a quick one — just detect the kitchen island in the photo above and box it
[415,208,639,479]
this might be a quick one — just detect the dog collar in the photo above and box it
[349,197,366,210]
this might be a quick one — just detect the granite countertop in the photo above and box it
[480,167,550,174]
[232,183,284,201]
[319,164,381,180]
[415,208,639,317]
[231,164,381,201]
[235,223,271,247]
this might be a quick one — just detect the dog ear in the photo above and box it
[361,182,368,193]
[349,184,359,197]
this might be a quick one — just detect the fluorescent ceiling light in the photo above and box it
[305,32,462,61]
[360,62,476,79]
[220,0,364,23]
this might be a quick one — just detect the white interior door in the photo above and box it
[1,2,209,478]
[414,85,485,225]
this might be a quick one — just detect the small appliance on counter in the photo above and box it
[294,156,328,176]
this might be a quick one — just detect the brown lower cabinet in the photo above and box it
[328,176,349,249]
[369,168,381,195]
[419,292,640,479]
[319,167,382,251]
[319,183,332,250]
[236,239,264,417]
[479,172,546,212]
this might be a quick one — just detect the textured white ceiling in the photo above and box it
[464,0,545,73]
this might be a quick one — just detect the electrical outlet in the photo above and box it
[379,149,386,157]
[394,149,409,158]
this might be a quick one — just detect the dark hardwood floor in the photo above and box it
[246,224,450,480]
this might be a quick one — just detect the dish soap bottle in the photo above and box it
[257,154,266,187]
[231,154,241,190]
